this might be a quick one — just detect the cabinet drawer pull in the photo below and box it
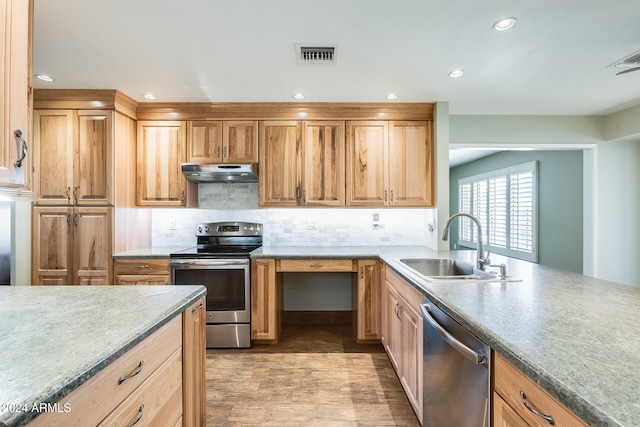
[192,302,204,313]
[118,360,144,384]
[310,263,323,268]
[520,390,556,425]
[13,129,28,168]
[125,404,145,427]
[135,265,150,269]
[256,260,269,265]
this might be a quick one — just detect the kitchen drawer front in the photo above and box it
[98,348,183,427]
[27,315,182,427]
[494,353,588,427]
[277,259,356,272]
[385,266,423,310]
[114,258,169,275]
[116,274,171,285]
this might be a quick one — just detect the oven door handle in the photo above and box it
[169,259,250,267]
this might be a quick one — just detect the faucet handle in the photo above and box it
[479,249,491,269]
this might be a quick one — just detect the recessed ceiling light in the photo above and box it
[493,17,517,31]
[143,93,156,100]
[448,69,464,78]
[35,74,54,82]
[386,93,398,100]
[293,92,305,100]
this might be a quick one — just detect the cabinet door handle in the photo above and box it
[125,404,145,427]
[391,190,394,201]
[66,187,71,203]
[180,190,185,202]
[217,147,221,157]
[73,186,78,204]
[296,187,301,202]
[118,360,144,384]
[223,146,227,158]
[66,213,71,228]
[360,266,364,279]
[192,302,204,313]
[385,190,388,201]
[520,391,556,425]
[303,189,307,202]
[72,213,78,228]
[13,129,28,168]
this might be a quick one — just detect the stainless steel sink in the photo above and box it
[399,258,497,281]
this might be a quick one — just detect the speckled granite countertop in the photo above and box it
[0,285,206,427]
[253,245,639,427]
[112,246,190,259]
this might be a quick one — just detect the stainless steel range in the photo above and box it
[169,221,262,348]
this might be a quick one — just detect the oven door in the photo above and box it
[169,259,250,323]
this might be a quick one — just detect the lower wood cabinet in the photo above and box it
[493,352,587,427]
[32,206,112,285]
[382,266,423,423]
[114,258,171,285]
[251,258,280,342]
[355,259,381,342]
[27,299,205,427]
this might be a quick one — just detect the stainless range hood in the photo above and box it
[181,163,258,183]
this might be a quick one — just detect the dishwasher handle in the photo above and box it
[421,303,486,366]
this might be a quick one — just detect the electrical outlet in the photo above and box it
[169,219,176,230]
[306,220,317,230]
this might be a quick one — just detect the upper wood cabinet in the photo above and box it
[136,120,188,206]
[187,120,258,164]
[32,206,112,285]
[33,110,113,205]
[0,0,32,191]
[259,120,345,207]
[346,120,433,207]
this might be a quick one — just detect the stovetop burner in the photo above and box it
[170,221,263,259]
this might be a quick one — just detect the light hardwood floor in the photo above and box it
[206,324,421,426]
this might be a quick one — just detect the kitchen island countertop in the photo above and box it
[252,245,640,427]
[0,285,205,427]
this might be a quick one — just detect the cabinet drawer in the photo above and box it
[114,258,169,275]
[385,267,423,310]
[98,348,183,427]
[27,316,182,427]
[494,353,588,427]
[116,274,171,285]
[277,259,356,272]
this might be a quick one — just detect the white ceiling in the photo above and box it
[33,0,640,116]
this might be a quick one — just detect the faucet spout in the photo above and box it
[441,212,488,270]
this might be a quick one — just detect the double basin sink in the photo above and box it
[399,258,506,282]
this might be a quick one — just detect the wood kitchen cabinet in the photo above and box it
[494,352,588,427]
[188,120,258,163]
[0,0,32,191]
[33,109,113,205]
[26,309,203,427]
[251,258,280,342]
[346,120,433,207]
[114,258,170,285]
[137,120,188,206]
[183,298,206,427]
[382,266,423,423]
[355,259,382,342]
[32,206,112,285]
[259,120,345,207]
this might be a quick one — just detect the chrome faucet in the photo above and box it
[441,212,490,270]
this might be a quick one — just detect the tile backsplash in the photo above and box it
[152,183,436,247]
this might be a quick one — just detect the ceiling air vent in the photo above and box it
[607,48,640,75]
[296,44,339,66]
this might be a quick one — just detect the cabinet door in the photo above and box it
[259,121,301,207]
[136,121,187,206]
[0,0,32,190]
[73,207,111,285]
[183,298,206,427]
[75,111,112,205]
[188,120,222,163]
[33,110,74,204]
[303,121,345,206]
[251,259,279,341]
[346,121,388,206]
[389,121,433,207]
[356,259,381,342]
[224,120,258,163]
[400,301,423,421]
[382,281,402,371]
[32,206,73,285]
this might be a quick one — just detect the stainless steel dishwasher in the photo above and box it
[421,298,490,427]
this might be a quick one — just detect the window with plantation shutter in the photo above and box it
[458,161,538,262]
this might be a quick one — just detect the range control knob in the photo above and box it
[196,225,203,233]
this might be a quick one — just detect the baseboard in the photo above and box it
[282,310,352,325]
